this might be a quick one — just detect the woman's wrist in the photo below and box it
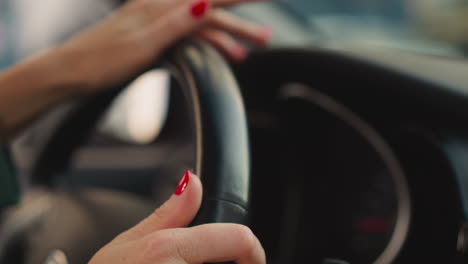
[36,46,87,98]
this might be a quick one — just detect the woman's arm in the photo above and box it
[0,49,80,142]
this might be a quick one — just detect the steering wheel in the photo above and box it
[0,41,251,263]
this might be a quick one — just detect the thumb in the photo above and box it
[120,171,203,240]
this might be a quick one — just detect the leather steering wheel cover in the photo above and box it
[31,41,251,225]
[167,41,251,224]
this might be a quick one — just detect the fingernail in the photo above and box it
[258,26,273,42]
[175,170,190,195]
[190,0,209,18]
[232,44,248,61]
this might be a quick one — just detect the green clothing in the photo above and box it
[0,2,19,209]
[0,148,19,208]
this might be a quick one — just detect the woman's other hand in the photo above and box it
[88,171,266,264]
[56,0,272,94]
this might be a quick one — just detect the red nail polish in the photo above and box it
[175,171,190,195]
[190,0,208,18]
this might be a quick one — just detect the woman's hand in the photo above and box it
[88,171,265,264]
[56,0,271,94]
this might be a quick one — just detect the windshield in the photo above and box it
[277,0,468,57]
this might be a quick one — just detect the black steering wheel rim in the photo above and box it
[30,40,251,225]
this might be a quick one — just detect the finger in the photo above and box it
[142,0,271,57]
[146,0,212,50]
[119,171,203,241]
[197,29,248,62]
[143,224,266,264]
[208,9,272,46]
[122,0,207,30]
[121,0,187,24]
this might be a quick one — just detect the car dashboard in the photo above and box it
[231,46,468,263]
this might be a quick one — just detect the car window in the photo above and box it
[0,1,16,69]
[278,0,468,58]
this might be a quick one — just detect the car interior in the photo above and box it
[2,1,468,264]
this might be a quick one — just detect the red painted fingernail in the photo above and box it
[190,0,209,18]
[175,170,190,195]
